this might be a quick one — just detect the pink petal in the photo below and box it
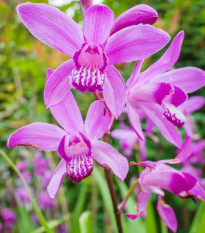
[139,138,147,161]
[137,191,151,216]
[110,4,158,35]
[92,141,129,181]
[85,101,111,141]
[167,86,187,107]
[179,96,205,115]
[80,0,93,13]
[140,31,184,82]
[44,60,75,108]
[140,103,182,148]
[174,136,192,163]
[105,24,170,65]
[152,67,205,93]
[49,91,84,134]
[126,60,143,88]
[46,68,54,81]
[7,123,65,151]
[83,5,114,45]
[129,83,172,105]
[47,160,67,198]
[127,103,144,141]
[103,66,126,119]
[188,182,205,201]
[17,3,83,57]
[157,196,177,233]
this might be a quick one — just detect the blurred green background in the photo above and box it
[0,0,205,232]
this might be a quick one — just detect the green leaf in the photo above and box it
[79,211,94,233]
[146,200,158,233]
[189,202,205,233]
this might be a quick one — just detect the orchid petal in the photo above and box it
[140,103,182,148]
[47,160,66,198]
[92,141,128,181]
[174,136,192,163]
[139,137,147,161]
[105,24,170,65]
[167,86,187,107]
[46,68,54,82]
[126,60,143,88]
[103,66,126,119]
[80,0,93,13]
[85,101,111,140]
[125,191,151,219]
[50,91,84,134]
[188,182,205,201]
[157,196,177,233]
[179,96,205,115]
[17,3,83,56]
[7,123,65,151]
[111,4,158,35]
[127,103,144,141]
[83,5,114,45]
[129,83,172,105]
[44,60,75,108]
[152,67,205,93]
[140,31,184,82]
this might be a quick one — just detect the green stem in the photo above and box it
[0,149,53,233]
[118,179,138,211]
[160,218,168,233]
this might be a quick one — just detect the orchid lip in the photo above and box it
[70,43,108,93]
[58,134,94,183]
[162,103,186,127]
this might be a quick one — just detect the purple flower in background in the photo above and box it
[111,119,146,160]
[8,91,128,198]
[126,31,205,148]
[0,208,16,233]
[33,152,49,177]
[126,160,205,232]
[16,186,32,204]
[38,191,56,210]
[17,3,170,118]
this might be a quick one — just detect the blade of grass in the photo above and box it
[79,211,94,233]
[189,202,205,233]
[0,149,53,233]
[71,184,89,233]
[146,200,158,233]
[94,166,118,233]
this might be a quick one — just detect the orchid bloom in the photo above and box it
[126,160,205,232]
[111,119,146,160]
[17,3,170,118]
[0,208,16,233]
[8,91,128,198]
[126,31,205,148]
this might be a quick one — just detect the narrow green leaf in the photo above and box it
[189,202,205,233]
[79,211,94,233]
[146,200,158,233]
[94,166,118,232]
[72,184,89,233]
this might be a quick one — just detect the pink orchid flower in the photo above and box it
[8,91,128,198]
[17,3,170,118]
[126,31,205,148]
[111,119,146,160]
[126,160,205,232]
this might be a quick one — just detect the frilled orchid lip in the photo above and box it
[70,43,108,93]
[162,103,186,127]
[58,133,94,183]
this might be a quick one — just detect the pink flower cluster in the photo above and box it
[8,1,205,232]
